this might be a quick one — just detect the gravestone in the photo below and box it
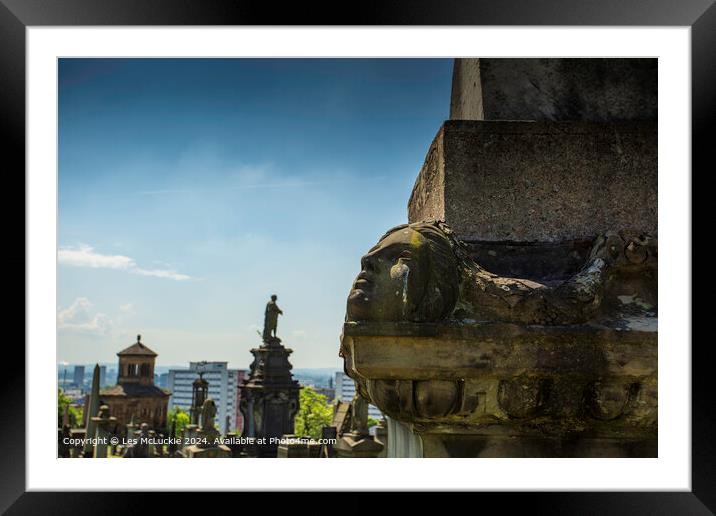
[333,393,383,458]
[184,399,231,458]
[58,405,71,458]
[91,404,117,458]
[122,423,150,458]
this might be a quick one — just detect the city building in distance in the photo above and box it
[167,361,246,435]
[334,371,382,420]
[73,365,84,388]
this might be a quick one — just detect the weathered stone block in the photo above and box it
[450,58,657,122]
[333,433,384,458]
[408,120,657,242]
[184,444,231,458]
[276,435,322,458]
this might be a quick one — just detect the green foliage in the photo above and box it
[57,388,82,428]
[294,386,333,439]
[367,416,379,428]
[168,407,191,436]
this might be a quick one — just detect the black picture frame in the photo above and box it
[4,0,708,513]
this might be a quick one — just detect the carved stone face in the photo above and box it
[347,227,427,321]
[346,224,459,322]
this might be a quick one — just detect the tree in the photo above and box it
[294,386,333,439]
[167,407,190,437]
[57,388,82,428]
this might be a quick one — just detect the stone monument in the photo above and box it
[184,398,231,458]
[57,405,71,458]
[81,364,101,457]
[122,423,150,458]
[91,404,117,458]
[333,393,384,458]
[239,295,300,457]
[339,58,657,458]
[168,416,178,457]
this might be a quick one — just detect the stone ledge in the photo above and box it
[343,321,656,380]
[341,319,656,447]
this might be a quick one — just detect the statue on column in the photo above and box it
[262,294,283,341]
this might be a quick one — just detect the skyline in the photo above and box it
[58,58,453,369]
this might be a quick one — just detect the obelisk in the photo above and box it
[82,364,101,457]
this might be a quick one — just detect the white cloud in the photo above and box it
[57,297,111,335]
[58,244,190,281]
[58,244,133,269]
[131,267,191,281]
[119,303,135,314]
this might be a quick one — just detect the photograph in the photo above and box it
[6,5,705,509]
[56,57,658,459]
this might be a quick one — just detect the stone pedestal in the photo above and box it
[183,424,198,440]
[333,433,384,458]
[68,429,86,457]
[276,444,307,458]
[239,336,300,458]
[91,405,117,458]
[223,432,243,457]
[184,399,231,458]
[372,420,388,458]
[184,444,231,458]
[276,435,321,458]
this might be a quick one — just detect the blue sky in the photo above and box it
[58,58,453,369]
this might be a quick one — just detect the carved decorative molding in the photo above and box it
[340,221,657,456]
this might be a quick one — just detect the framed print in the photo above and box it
[5,0,709,512]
